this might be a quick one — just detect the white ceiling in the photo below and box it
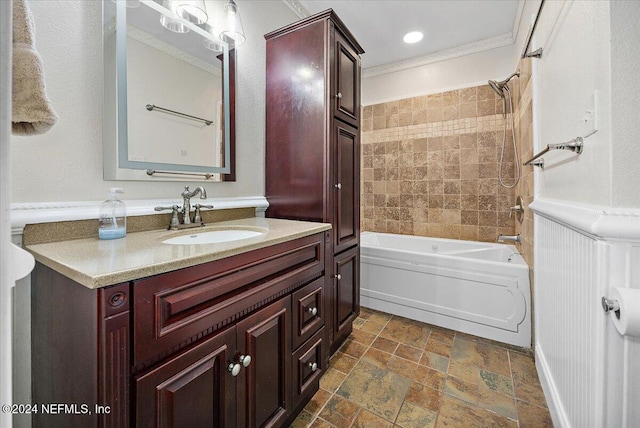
[295,0,523,75]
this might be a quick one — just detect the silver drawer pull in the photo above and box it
[228,363,241,377]
[239,355,252,368]
[307,307,318,316]
[335,274,342,280]
[308,362,318,372]
[336,92,342,99]
[335,183,342,189]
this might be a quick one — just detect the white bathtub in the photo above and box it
[360,232,531,348]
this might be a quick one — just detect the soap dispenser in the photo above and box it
[99,187,127,240]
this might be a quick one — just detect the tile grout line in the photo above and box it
[303,308,542,427]
[313,311,393,427]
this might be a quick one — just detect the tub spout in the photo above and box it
[497,234,521,244]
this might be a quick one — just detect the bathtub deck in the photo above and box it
[291,307,552,427]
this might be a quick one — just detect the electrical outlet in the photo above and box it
[581,90,598,135]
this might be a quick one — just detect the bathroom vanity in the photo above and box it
[27,218,330,427]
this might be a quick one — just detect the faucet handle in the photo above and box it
[154,205,181,228]
[193,204,214,223]
[509,204,523,218]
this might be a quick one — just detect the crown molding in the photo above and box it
[283,1,524,79]
[363,32,514,79]
[281,0,310,19]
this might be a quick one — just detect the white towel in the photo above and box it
[12,0,58,135]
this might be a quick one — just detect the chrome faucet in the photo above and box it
[154,186,213,230]
[181,186,207,225]
[497,234,521,244]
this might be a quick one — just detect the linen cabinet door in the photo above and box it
[333,29,361,127]
[236,297,291,428]
[135,327,236,428]
[333,246,360,345]
[333,123,360,254]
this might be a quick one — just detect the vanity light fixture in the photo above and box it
[176,0,208,25]
[403,31,423,44]
[160,0,190,33]
[220,0,246,46]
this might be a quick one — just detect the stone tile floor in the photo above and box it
[291,307,553,427]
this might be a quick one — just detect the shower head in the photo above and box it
[488,79,505,98]
[488,71,520,117]
[488,71,520,97]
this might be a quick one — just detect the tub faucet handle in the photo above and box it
[509,204,524,218]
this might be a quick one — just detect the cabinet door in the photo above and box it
[135,327,236,428]
[333,30,360,127]
[236,297,291,428]
[333,123,360,254]
[333,246,360,347]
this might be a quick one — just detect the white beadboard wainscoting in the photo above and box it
[530,199,640,428]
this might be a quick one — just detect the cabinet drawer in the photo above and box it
[292,277,324,350]
[292,327,324,409]
[133,233,324,367]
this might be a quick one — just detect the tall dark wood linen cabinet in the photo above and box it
[265,10,364,359]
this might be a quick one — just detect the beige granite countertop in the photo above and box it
[26,217,331,289]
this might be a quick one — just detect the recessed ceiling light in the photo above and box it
[403,31,423,44]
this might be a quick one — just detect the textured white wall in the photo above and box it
[610,1,640,208]
[534,0,612,206]
[10,0,297,203]
[362,44,517,105]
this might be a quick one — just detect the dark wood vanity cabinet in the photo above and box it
[265,10,364,357]
[31,232,327,427]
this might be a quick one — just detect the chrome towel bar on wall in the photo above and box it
[146,169,215,179]
[145,104,213,126]
[523,130,597,169]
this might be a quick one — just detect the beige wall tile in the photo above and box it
[413,109,427,125]
[372,103,385,117]
[427,108,443,123]
[360,82,523,243]
[459,102,478,119]
[427,93,443,108]
[459,87,478,103]
[442,90,460,106]
[412,95,427,110]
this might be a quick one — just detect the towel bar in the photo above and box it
[523,130,597,168]
[146,169,215,179]
[145,104,213,126]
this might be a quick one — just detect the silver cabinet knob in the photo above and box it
[335,183,342,189]
[308,362,318,372]
[307,307,318,316]
[336,92,342,99]
[335,274,342,280]
[228,363,241,377]
[239,355,251,368]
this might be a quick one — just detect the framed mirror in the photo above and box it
[103,0,235,181]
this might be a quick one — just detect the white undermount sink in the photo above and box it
[162,229,265,245]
